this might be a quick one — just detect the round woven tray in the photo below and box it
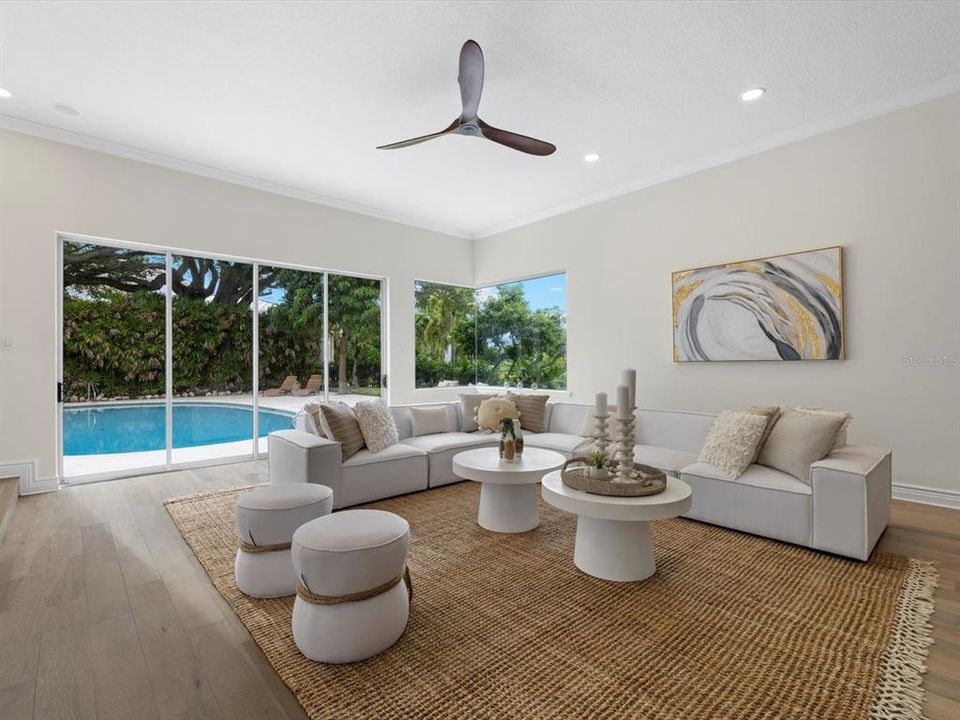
[560,458,667,497]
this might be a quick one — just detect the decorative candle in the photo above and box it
[594,392,607,416]
[616,386,631,419]
[622,368,637,411]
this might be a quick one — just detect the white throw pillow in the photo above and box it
[698,410,769,478]
[460,393,496,433]
[354,400,400,453]
[409,406,452,436]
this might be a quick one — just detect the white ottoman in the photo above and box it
[234,484,333,598]
[292,509,411,664]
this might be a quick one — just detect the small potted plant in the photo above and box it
[588,450,610,480]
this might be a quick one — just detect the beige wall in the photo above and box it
[475,93,960,499]
[0,130,474,489]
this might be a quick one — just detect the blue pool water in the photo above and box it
[64,403,295,455]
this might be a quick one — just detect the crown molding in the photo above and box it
[4,73,959,243]
[472,74,960,239]
[0,115,473,240]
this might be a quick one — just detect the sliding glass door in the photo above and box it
[61,240,168,477]
[59,236,386,482]
[327,274,384,402]
[256,266,326,452]
[170,255,255,464]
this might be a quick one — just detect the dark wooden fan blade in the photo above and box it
[458,40,484,122]
[477,119,556,156]
[377,119,460,150]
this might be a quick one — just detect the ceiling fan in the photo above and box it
[377,40,556,156]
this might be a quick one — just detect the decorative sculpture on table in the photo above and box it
[561,367,666,496]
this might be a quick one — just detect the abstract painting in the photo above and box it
[672,246,843,362]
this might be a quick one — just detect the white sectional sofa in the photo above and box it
[268,401,891,561]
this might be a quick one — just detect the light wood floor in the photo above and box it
[0,462,957,720]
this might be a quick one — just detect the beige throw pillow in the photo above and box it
[318,403,366,461]
[507,393,550,433]
[409,406,452,436]
[354,400,399,453]
[698,410,769,478]
[747,405,781,462]
[459,393,496,433]
[794,407,851,451]
[757,407,846,483]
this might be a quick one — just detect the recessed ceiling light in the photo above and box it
[583,153,600,163]
[54,104,80,116]
[740,87,765,102]
[0,87,12,99]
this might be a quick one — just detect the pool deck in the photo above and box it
[62,391,378,479]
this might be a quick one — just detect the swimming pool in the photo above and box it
[63,403,295,455]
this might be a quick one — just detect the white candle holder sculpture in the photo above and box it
[593,412,611,458]
[614,412,636,481]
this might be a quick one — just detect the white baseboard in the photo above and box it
[0,461,58,495]
[892,482,960,509]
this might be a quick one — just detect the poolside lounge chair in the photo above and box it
[263,375,298,396]
[292,374,323,397]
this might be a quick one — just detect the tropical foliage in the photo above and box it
[415,278,567,389]
[62,242,382,401]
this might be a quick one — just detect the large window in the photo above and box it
[60,238,384,480]
[415,273,567,390]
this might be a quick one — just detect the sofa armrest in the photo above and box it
[268,430,344,508]
[810,445,891,561]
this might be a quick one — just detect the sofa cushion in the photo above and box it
[547,403,590,436]
[682,462,811,496]
[633,445,697,477]
[507,393,550,433]
[524,432,584,456]
[343,442,426,467]
[401,432,495,454]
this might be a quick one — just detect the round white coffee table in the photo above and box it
[541,471,692,581]
[452,447,566,533]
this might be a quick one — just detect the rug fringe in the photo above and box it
[868,558,938,720]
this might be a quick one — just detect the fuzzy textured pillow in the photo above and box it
[318,403,366,461]
[698,410,769,478]
[354,400,399,453]
[475,397,520,433]
[757,407,846,483]
[507,393,550,433]
[460,393,497,433]
[409,406,452,436]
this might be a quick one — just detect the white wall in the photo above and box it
[0,130,474,490]
[475,94,960,498]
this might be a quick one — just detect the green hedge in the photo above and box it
[63,293,379,401]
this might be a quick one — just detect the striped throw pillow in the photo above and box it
[319,403,366,461]
[507,393,550,433]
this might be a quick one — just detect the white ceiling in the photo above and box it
[2,1,959,238]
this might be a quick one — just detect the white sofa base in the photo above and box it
[269,402,892,561]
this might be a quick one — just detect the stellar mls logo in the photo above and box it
[902,353,959,368]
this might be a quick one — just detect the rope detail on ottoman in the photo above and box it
[238,538,293,553]
[296,566,412,605]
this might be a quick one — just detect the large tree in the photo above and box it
[63,241,273,305]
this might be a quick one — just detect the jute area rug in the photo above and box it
[165,482,937,720]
